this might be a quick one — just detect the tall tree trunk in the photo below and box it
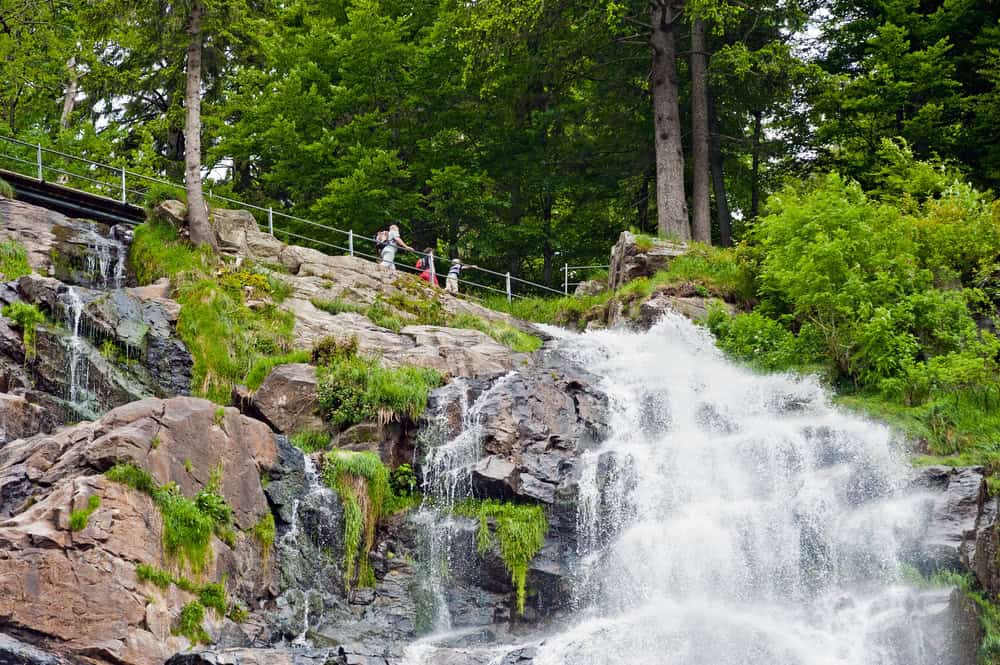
[708,91,732,246]
[689,18,711,244]
[184,0,217,251]
[650,0,689,240]
[59,56,78,129]
[750,109,762,220]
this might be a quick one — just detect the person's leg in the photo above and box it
[446,275,458,293]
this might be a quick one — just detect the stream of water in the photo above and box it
[405,312,957,665]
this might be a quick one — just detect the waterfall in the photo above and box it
[412,374,517,635]
[81,223,127,290]
[529,313,951,665]
[62,286,94,417]
[402,312,961,665]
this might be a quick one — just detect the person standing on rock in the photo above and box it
[446,258,478,294]
[380,224,414,273]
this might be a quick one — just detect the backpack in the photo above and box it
[374,230,389,252]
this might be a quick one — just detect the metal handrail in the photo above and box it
[0,134,579,301]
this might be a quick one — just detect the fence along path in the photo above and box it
[0,134,613,300]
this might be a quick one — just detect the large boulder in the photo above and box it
[911,466,993,576]
[249,363,324,435]
[607,230,686,291]
[0,392,50,444]
[0,397,280,665]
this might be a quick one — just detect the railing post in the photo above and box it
[120,167,127,203]
[564,263,569,295]
[268,207,274,236]
[348,229,354,256]
[506,272,512,304]
[36,143,43,181]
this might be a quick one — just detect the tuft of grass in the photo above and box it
[198,581,228,616]
[311,297,366,316]
[323,449,393,590]
[316,351,442,429]
[0,177,14,199]
[245,350,311,390]
[130,219,299,403]
[2,301,46,360]
[365,298,404,333]
[0,239,31,280]
[453,499,548,615]
[252,512,276,561]
[174,600,210,645]
[68,494,101,532]
[143,183,186,212]
[290,430,331,453]
[105,462,233,575]
[447,313,542,353]
[135,562,174,588]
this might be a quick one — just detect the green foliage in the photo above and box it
[198,581,228,616]
[315,349,442,429]
[143,183,186,211]
[311,298,366,317]
[245,351,312,390]
[129,219,212,286]
[0,177,13,199]
[135,563,174,588]
[311,335,359,365]
[0,240,31,281]
[453,499,548,614]
[389,463,417,497]
[1,301,46,360]
[290,430,331,454]
[106,462,233,575]
[252,512,276,561]
[174,600,210,645]
[68,494,101,532]
[447,314,542,353]
[365,298,404,333]
[213,407,226,427]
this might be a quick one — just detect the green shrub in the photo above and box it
[68,494,101,532]
[105,462,157,495]
[198,581,228,615]
[390,463,417,496]
[290,430,331,453]
[316,351,442,429]
[2,301,46,360]
[245,350,311,390]
[0,177,14,199]
[174,600,209,645]
[0,239,31,280]
[129,219,211,286]
[311,335,358,365]
[453,499,548,614]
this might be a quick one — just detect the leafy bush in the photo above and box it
[453,499,548,614]
[0,239,31,280]
[316,350,442,429]
[0,177,13,199]
[198,581,228,615]
[68,494,101,531]
[2,301,46,360]
[390,463,417,496]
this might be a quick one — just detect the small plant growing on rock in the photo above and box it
[174,600,210,645]
[213,407,226,426]
[2,301,46,360]
[68,494,101,532]
[244,350,311,390]
[0,239,31,281]
[252,512,276,561]
[453,499,548,615]
[290,430,330,453]
[390,463,417,497]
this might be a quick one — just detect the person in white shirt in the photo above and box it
[446,258,477,294]
[380,224,414,272]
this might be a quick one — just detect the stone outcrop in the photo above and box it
[607,230,686,291]
[247,362,324,435]
[0,397,280,665]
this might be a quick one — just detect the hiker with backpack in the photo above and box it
[446,258,478,294]
[375,224,414,272]
[416,248,439,287]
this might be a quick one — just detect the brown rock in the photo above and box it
[608,230,686,291]
[0,392,49,443]
[210,209,259,255]
[251,363,324,435]
[153,200,188,229]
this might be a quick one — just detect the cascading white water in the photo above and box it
[62,286,92,414]
[528,313,950,665]
[413,374,517,635]
[81,223,127,290]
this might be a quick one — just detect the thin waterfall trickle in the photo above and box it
[62,286,92,416]
[81,223,127,290]
[412,374,517,635]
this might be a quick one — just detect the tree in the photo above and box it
[689,17,711,243]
